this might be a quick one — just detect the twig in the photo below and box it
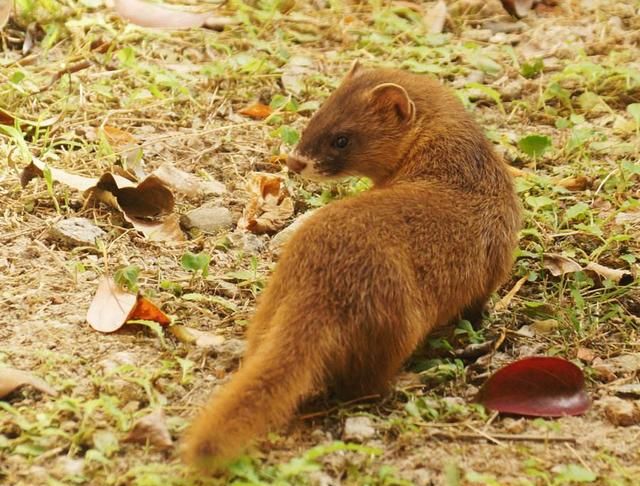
[299,394,381,420]
[431,431,577,443]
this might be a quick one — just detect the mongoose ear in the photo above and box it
[346,60,363,78]
[369,83,416,123]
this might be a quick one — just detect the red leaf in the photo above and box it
[477,357,591,417]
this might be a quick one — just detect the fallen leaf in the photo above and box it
[556,175,591,191]
[87,277,172,332]
[203,15,238,31]
[500,0,535,18]
[21,157,110,192]
[128,295,171,326]
[239,102,273,120]
[87,276,138,333]
[0,108,15,125]
[238,173,294,234]
[542,253,582,277]
[152,162,226,198]
[584,262,633,286]
[113,0,210,29]
[125,409,173,449]
[101,125,145,179]
[424,0,447,34]
[128,213,186,242]
[477,357,591,417]
[281,56,314,96]
[613,384,640,399]
[576,347,596,363]
[0,0,11,31]
[494,276,527,311]
[0,367,58,399]
[169,325,224,347]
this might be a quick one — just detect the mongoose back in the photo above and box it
[183,62,521,468]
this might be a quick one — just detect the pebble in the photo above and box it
[49,217,105,247]
[181,206,233,233]
[342,416,376,442]
[602,397,640,426]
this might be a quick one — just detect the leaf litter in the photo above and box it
[1,0,640,484]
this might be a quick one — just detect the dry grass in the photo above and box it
[1,0,639,484]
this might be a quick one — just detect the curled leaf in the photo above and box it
[542,253,582,277]
[87,277,170,332]
[169,325,224,347]
[0,367,58,399]
[424,0,447,34]
[238,173,294,234]
[477,357,591,417]
[584,262,633,286]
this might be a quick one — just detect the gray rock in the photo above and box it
[270,210,317,254]
[342,416,376,442]
[49,217,105,246]
[228,231,265,254]
[181,206,232,233]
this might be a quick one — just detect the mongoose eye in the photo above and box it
[333,135,349,149]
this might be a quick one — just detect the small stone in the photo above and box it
[49,217,105,247]
[342,416,376,442]
[181,206,233,233]
[53,456,84,478]
[228,231,265,254]
[308,471,338,486]
[602,397,640,426]
[270,210,316,254]
[462,28,492,42]
[577,347,596,363]
[502,417,527,434]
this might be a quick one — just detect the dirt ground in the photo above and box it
[1,0,639,485]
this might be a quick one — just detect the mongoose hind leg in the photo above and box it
[461,296,489,330]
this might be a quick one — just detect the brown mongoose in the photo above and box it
[182,62,521,468]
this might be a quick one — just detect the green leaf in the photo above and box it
[627,103,640,124]
[552,464,597,484]
[564,202,590,221]
[114,265,140,293]
[274,125,300,146]
[181,251,210,277]
[525,195,555,211]
[518,135,552,158]
[521,58,544,79]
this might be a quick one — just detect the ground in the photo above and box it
[1,0,639,485]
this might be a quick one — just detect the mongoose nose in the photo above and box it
[286,154,307,174]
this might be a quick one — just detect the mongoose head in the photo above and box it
[287,62,419,185]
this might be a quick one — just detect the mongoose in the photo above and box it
[182,62,521,468]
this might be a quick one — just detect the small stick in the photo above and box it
[431,431,577,443]
[299,394,381,420]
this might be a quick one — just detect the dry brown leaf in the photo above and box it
[494,276,527,311]
[113,0,210,29]
[21,157,115,192]
[0,367,57,399]
[128,295,171,325]
[102,125,145,178]
[424,0,447,34]
[128,213,186,242]
[585,262,633,285]
[556,176,591,192]
[125,409,173,449]
[542,253,582,277]
[152,162,226,198]
[0,0,11,31]
[87,276,138,333]
[87,277,172,332]
[169,325,224,347]
[238,102,273,120]
[238,173,294,234]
